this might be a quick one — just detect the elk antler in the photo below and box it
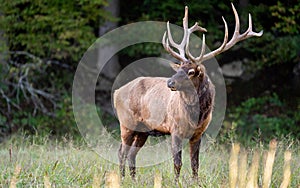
[162,6,207,64]
[162,3,263,65]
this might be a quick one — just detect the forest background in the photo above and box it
[0,0,299,145]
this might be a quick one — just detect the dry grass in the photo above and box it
[105,171,120,188]
[154,171,162,188]
[263,139,277,188]
[9,165,21,188]
[229,143,240,188]
[237,149,247,187]
[229,139,296,188]
[246,150,260,188]
[280,151,292,188]
[44,173,51,188]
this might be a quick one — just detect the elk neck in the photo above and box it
[197,76,210,99]
[176,77,206,106]
[178,90,198,106]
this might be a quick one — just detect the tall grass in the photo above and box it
[1,134,299,187]
[229,139,295,188]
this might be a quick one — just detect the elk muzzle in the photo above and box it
[167,79,176,91]
[167,69,191,91]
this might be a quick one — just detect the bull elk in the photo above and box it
[113,3,263,181]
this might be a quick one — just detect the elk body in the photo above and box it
[113,3,263,181]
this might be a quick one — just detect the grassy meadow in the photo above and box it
[0,134,299,187]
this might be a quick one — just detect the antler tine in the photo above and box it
[200,16,229,63]
[186,33,206,63]
[162,31,187,63]
[245,13,264,37]
[189,22,207,33]
[197,3,263,63]
[198,34,206,61]
[167,21,186,57]
[183,6,188,29]
[184,11,207,63]
[162,6,190,64]
[182,9,208,64]
[187,16,228,64]
[163,6,207,64]
[223,3,243,50]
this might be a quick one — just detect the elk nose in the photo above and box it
[167,79,175,88]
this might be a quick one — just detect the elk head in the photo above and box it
[162,3,263,91]
[167,62,206,91]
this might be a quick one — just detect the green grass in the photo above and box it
[0,134,299,187]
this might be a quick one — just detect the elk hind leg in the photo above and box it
[127,132,148,179]
[119,126,135,178]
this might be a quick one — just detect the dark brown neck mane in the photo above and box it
[197,75,215,125]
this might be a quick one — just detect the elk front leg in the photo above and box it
[127,132,148,180]
[189,138,201,180]
[172,134,182,182]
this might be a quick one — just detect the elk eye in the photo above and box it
[188,69,195,76]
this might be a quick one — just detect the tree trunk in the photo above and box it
[0,12,8,66]
[98,0,120,81]
[97,0,120,116]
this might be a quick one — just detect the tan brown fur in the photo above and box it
[114,62,215,181]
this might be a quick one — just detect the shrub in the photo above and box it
[227,93,300,143]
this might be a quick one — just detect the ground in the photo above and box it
[0,134,299,187]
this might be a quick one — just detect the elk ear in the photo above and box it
[197,65,204,77]
[169,63,180,71]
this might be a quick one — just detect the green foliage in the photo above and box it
[228,93,300,143]
[2,93,78,136]
[120,43,162,59]
[0,0,116,137]
[244,33,300,70]
[31,94,78,135]
[270,1,300,35]
[0,0,113,63]
[242,1,300,71]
